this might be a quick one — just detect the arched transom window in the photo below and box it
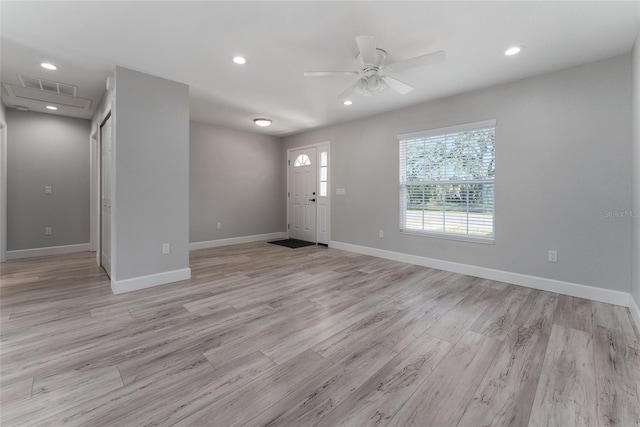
[294,154,311,167]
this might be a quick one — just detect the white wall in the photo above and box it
[631,29,640,313]
[112,67,190,285]
[6,109,90,251]
[284,54,632,293]
[190,121,284,243]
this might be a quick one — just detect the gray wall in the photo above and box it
[190,122,284,243]
[6,109,90,250]
[113,67,189,281]
[632,31,640,306]
[284,54,632,292]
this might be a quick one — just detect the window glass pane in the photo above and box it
[320,182,327,197]
[294,154,311,167]
[320,167,327,182]
[399,123,495,241]
[320,151,328,167]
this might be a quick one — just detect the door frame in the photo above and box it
[0,120,7,262]
[90,127,98,255]
[94,107,114,277]
[286,141,331,244]
[91,109,112,265]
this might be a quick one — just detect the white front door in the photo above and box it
[100,115,112,277]
[289,147,317,243]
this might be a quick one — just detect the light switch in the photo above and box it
[45,227,52,235]
[45,186,52,195]
[336,188,346,196]
[162,243,171,254]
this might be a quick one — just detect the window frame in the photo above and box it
[398,119,496,244]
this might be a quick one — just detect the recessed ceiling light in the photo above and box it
[253,118,272,127]
[343,100,353,106]
[15,106,29,111]
[504,47,522,56]
[40,62,57,70]
[233,56,247,65]
[46,105,58,110]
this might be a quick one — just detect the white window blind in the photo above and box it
[399,120,496,242]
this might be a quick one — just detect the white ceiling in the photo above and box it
[1,1,639,136]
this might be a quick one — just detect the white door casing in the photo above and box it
[289,147,317,242]
[100,114,112,276]
[0,122,6,262]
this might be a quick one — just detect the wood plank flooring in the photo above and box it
[1,242,638,426]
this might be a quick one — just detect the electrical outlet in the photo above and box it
[45,227,52,236]
[378,229,384,238]
[216,222,221,230]
[45,186,52,195]
[548,250,557,262]
[162,243,171,254]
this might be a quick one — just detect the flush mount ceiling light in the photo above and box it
[343,100,353,106]
[253,118,272,127]
[40,62,57,70]
[233,56,246,65]
[46,105,58,110]
[504,47,522,56]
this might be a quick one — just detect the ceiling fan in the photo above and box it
[304,36,446,99]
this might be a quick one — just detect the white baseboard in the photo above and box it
[329,241,631,308]
[111,268,191,295]
[629,295,640,333]
[6,243,91,260]
[190,232,286,251]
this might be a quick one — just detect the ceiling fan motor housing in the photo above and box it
[357,48,387,67]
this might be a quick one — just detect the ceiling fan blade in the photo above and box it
[385,50,446,72]
[356,36,377,66]
[337,81,359,100]
[304,71,360,77]
[383,76,414,94]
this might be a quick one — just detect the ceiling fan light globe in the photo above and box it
[366,77,377,91]
[354,78,369,95]
[367,76,382,92]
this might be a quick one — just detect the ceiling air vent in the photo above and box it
[18,74,78,96]
[2,73,91,112]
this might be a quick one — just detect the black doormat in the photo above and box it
[268,239,316,249]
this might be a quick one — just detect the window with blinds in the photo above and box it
[398,120,496,242]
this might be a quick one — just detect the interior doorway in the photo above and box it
[0,121,6,262]
[99,113,112,277]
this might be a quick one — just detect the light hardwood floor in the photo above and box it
[1,242,638,426]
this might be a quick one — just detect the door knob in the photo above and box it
[309,198,316,202]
